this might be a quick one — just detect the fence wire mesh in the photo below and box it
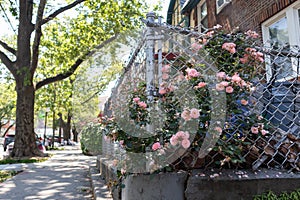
[102,15,299,174]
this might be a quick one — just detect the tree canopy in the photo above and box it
[0,0,148,157]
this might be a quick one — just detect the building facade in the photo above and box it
[167,0,300,42]
[167,0,300,134]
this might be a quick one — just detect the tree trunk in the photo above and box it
[58,112,72,141]
[63,113,72,141]
[72,126,78,142]
[12,84,43,157]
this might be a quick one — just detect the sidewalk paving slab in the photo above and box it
[0,145,111,200]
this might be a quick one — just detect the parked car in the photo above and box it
[3,133,15,151]
[6,140,46,155]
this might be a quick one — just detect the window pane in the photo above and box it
[201,17,208,30]
[268,17,292,81]
[201,2,207,18]
[269,17,289,46]
[217,0,224,7]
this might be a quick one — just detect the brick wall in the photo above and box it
[208,0,298,33]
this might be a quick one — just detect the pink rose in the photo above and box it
[191,42,203,51]
[162,73,169,80]
[152,142,161,151]
[231,73,242,83]
[216,71,226,79]
[195,82,207,89]
[190,108,200,119]
[245,30,259,38]
[251,126,259,134]
[161,65,170,73]
[214,127,222,133]
[133,97,140,103]
[222,42,236,54]
[170,135,178,146]
[240,54,249,64]
[261,129,268,136]
[220,81,229,87]
[206,31,214,37]
[216,83,225,91]
[225,86,234,93]
[121,168,126,175]
[168,84,175,92]
[186,68,200,78]
[138,101,147,109]
[181,139,191,149]
[159,88,167,95]
[181,109,191,121]
[240,99,248,105]
[176,131,185,139]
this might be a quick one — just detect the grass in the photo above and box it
[0,170,18,183]
[253,189,300,200]
[0,157,49,165]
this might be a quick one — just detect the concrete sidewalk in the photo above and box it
[0,145,112,200]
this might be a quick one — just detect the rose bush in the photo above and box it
[101,26,274,171]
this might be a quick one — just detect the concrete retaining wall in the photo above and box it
[97,156,300,200]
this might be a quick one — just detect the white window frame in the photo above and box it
[216,0,231,14]
[197,0,207,32]
[262,1,300,82]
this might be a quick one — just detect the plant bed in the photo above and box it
[99,157,300,200]
[0,157,49,165]
[0,170,20,183]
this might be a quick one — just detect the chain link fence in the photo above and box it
[102,13,299,174]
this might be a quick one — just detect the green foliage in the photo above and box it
[0,82,16,128]
[0,157,48,165]
[0,170,17,183]
[101,27,274,171]
[80,122,102,155]
[253,189,300,200]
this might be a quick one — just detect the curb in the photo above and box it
[89,165,113,200]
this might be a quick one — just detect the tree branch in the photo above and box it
[80,75,114,104]
[0,50,15,75]
[35,34,118,90]
[31,0,46,74]
[0,40,16,55]
[42,0,86,25]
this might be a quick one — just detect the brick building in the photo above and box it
[168,0,300,43]
[167,0,300,134]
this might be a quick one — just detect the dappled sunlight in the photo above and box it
[0,180,16,195]
[0,149,93,199]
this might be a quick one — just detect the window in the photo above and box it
[262,2,300,82]
[216,0,231,14]
[197,0,208,32]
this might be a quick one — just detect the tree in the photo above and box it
[0,0,146,157]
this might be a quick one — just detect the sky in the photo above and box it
[0,1,170,36]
